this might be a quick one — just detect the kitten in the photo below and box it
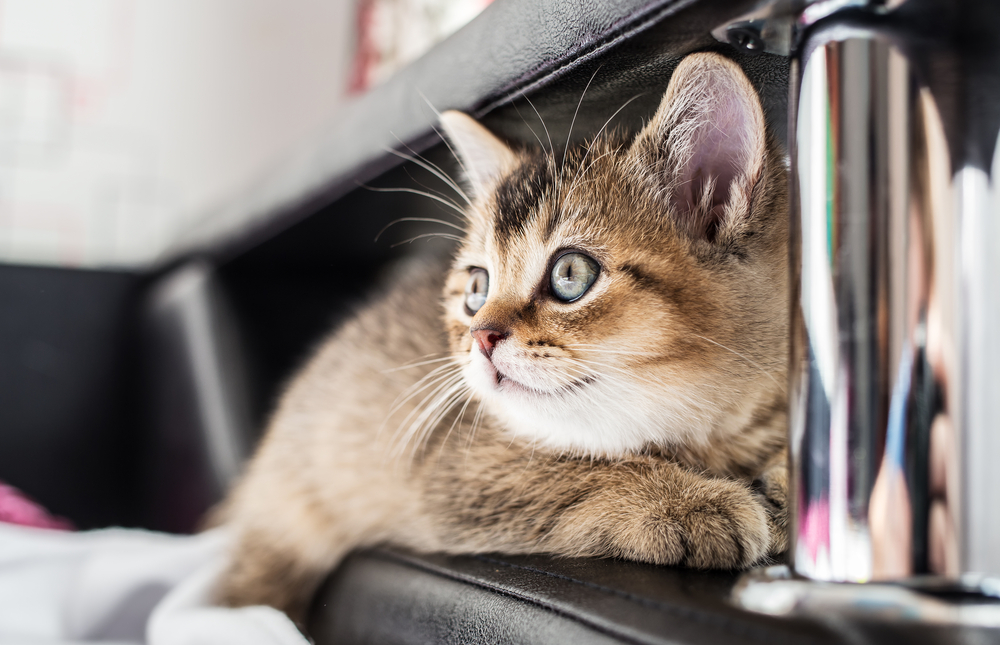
[215,52,790,619]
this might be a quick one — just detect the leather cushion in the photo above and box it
[308,548,1000,645]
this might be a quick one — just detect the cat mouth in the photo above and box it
[488,361,596,396]
[494,369,545,395]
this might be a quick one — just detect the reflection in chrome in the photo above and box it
[788,30,984,582]
[734,566,1000,627]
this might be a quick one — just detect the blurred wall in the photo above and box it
[0,0,355,269]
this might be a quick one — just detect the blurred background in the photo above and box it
[0,0,488,270]
[0,0,492,533]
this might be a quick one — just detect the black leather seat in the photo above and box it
[308,547,1000,645]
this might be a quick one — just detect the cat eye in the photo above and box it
[464,268,489,315]
[550,252,599,302]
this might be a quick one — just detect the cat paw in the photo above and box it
[752,460,790,556]
[613,478,771,569]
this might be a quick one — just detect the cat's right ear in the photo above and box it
[440,111,518,199]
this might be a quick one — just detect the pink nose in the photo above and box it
[471,328,507,358]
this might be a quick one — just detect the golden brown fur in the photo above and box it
[215,53,789,620]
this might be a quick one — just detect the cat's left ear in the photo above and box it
[440,111,519,199]
[631,52,767,242]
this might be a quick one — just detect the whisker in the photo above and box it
[405,390,461,460]
[414,91,458,183]
[521,93,554,160]
[562,65,602,182]
[563,146,621,203]
[417,90,442,118]
[466,400,486,451]
[437,391,476,457]
[413,385,470,460]
[382,354,460,374]
[563,344,660,357]
[504,428,520,451]
[380,373,459,456]
[562,94,643,200]
[692,334,782,389]
[388,140,472,205]
[375,217,465,242]
[565,357,639,380]
[383,362,463,422]
[390,373,466,458]
[557,364,598,391]
[561,177,601,204]
[384,146,472,206]
[517,435,540,480]
[390,233,464,247]
[385,364,460,419]
[581,95,644,164]
[431,124,470,185]
[460,399,487,472]
[509,99,548,153]
[360,184,466,217]
[402,166,470,218]
[399,379,469,461]
[393,378,462,451]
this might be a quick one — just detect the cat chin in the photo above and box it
[497,401,703,456]
[463,358,712,456]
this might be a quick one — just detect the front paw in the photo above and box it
[612,478,771,569]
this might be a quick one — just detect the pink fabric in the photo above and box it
[0,482,73,530]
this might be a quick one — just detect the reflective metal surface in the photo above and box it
[956,138,1000,578]
[735,566,1000,626]
[790,9,1000,582]
[710,0,908,58]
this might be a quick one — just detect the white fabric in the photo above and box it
[0,524,308,645]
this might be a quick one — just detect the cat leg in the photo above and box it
[213,487,350,620]
[425,449,775,569]
[215,526,331,621]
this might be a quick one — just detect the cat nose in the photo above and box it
[471,328,507,358]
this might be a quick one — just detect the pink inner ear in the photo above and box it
[672,80,754,239]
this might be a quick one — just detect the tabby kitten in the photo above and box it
[216,52,789,619]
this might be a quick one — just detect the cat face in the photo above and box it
[440,53,788,456]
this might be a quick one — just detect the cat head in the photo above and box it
[439,53,788,456]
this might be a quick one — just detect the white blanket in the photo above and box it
[0,524,309,645]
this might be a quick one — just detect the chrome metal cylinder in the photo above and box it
[790,23,1000,582]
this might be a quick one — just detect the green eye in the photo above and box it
[464,268,488,314]
[550,252,599,302]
